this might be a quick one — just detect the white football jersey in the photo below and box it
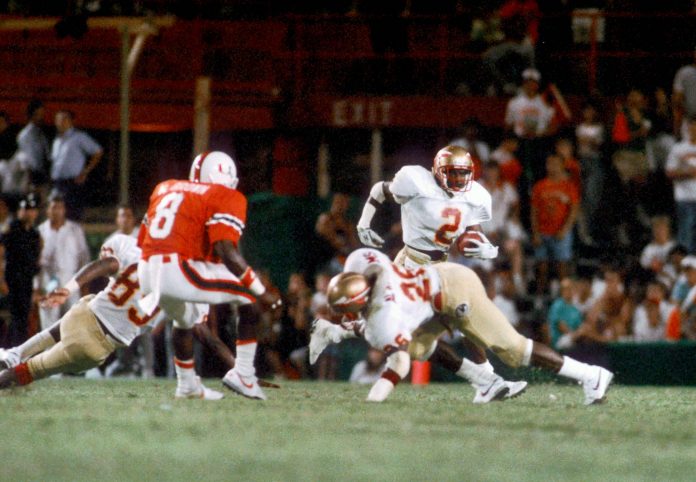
[389,165,492,252]
[345,248,439,352]
[88,234,168,345]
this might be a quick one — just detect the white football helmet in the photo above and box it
[189,151,238,189]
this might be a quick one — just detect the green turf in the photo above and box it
[1,379,696,481]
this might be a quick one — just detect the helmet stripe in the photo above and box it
[191,151,210,183]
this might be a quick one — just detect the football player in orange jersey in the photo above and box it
[138,151,281,400]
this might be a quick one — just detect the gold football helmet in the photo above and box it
[327,272,371,314]
[432,145,474,193]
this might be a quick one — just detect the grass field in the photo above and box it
[1,379,696,481]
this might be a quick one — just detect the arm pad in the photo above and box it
[357,182,387,229]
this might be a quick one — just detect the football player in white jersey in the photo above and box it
[0,234,223,400]
[323,248,613,405]
[313,145,526,403]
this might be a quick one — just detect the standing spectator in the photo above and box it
[0,112,16,161]
[490,135,523,188]
[611,90,651,185]
[633,281,672,342]
[504,68,555,227]
[16,99,50,188]
[530,154,580,296]
[50,110,103,220]
[665,116,696,254]
[575,101,605,239]
[672,47,696,140]
[0,192,41,347]
[0,151,31,202]
[314,193,359,275]
[37,194,90,331]
[548,278,584,350]
[639,216,676,276]
[450,117,490,180]
[647,87,676,172]
[479,161,526,294]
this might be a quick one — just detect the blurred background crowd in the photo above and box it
[1,0,696,382]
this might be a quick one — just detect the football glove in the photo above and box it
[357,227,385,248]
[462,232,499,259]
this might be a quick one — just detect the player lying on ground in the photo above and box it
[138,151,281,401]
[316,248,613,405]
[0,234,223,399]
[351,145,526,401]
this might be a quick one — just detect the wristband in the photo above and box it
[240,267,266,296]
[64,278,80,296]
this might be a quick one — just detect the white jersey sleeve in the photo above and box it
[345,248,392,274]
[467,182,493,226]
[99,233,141,269]
[390,166,433,204]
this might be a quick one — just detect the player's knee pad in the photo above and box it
[489,336,528,368]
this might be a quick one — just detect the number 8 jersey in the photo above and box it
[139,179,248,260]
[390,165,492,252]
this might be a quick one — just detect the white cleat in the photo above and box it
[175,376,224,401]
[309,318,345,364]
[582,366,614,405]
[504,380,528,399]
[472,376,510,404]
[0,349,20,370]
[222,368,267,401]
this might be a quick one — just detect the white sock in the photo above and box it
[235,342,257,377]
[558,356,593,383]
[174,358,197,387]
[456,359,496,385]
[16,330,57,361]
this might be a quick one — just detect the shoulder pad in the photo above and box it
[390,165,438,200]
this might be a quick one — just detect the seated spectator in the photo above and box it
[573,271,598,317]
[0,196,12,234]
[669,248,692,305]
[633,281,673,342]
[490,136,523,188]
[486,262,521,328]
[349,347,386,385]
[671,256,696,340]
[0,151,31,203]
[576,266,632,343]
[548,278,584,350]
[315,193,359,275]
[277,272,313,379]
[479,161,527,294]
[639,216,676,278]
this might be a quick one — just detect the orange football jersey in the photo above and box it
[139,179,247,260]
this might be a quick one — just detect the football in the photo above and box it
[456,230,485,254]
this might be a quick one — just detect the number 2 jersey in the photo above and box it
[139,179,247,260]
[344,248,439,352]
[89,234,165,345]
[390,165,492,252]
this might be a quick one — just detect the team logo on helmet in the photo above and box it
[327,272,371,314]
[432,145,474,193]
[189,151,239,189]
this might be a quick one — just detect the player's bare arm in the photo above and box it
[212,239,281,311]
[40,256,119,308]
[357,181,395,247]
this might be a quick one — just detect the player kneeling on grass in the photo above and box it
[315,248,613,405]
[0,234,222,400]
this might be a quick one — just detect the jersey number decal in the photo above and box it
[108,264,160,326]
[392,265,431,302]
[149,192,184,239]
[434,207,462,246]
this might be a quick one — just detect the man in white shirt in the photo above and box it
[38,193,90,330]
[672,49,696,140]
[665,117,696,254]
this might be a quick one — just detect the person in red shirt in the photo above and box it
[531,153,580,296]
[138,151,281,401]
